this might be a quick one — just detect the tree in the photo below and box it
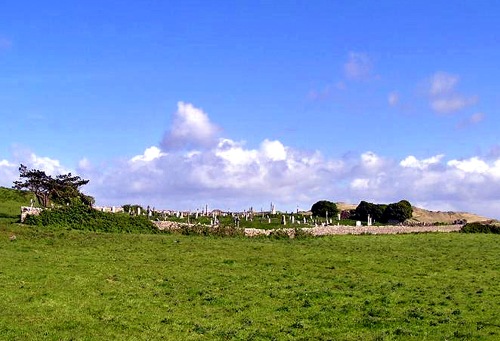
[311,200,339,218]
[13,164,92,207]
[355,201,386,222]
[382,200,413,223]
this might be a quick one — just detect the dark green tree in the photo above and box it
[355,201,386,222]
[382,200,413,223]
[311,200,339,218]
[13,164,92,207]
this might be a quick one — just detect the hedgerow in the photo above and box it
[24,204,157,233]
[460,222,500,234]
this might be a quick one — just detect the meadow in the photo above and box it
[1,188,499,340]
[1,224,499,340]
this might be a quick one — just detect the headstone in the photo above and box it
[356,221,362,226]
[281,215,286,225]
[291,216,295,224]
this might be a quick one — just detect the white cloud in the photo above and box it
[130,146,166,163]
[426,72,478,114]
[261,139,287,161]
[344,52,373,81]
[447,157,489,174]
[400,154,444,170]
[0,151,71,188]
[3,103,500,219]
[161,101,220,150]
[429,72,459,96]
[0,159,17,187]
[28,153,69,175]
[78,158,92,171]
[430,95,478,114]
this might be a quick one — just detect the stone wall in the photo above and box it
[20,206,44,223]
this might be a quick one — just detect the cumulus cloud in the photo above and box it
[400,154,444,170]
[161,102,220,150]
[427,72,478,114]
[344,52,373,81]
[130,146,166,163]
[0,159,17,187]
[3,103,500,219]
[0,150,71,188]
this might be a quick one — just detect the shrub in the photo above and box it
[24,204,157,233]
[461,222,500,234]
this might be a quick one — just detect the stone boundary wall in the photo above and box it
[244,224,462,237]
[20,206,44,223]
[153,221,463,236]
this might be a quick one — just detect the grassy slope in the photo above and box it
[0,186,35,221]
[0,225,498,340]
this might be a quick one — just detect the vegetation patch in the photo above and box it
[461,222,500,234]
[24,204,157,234]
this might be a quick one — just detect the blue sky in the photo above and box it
[1,1,500,218]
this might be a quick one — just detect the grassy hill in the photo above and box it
[0,186,36,222]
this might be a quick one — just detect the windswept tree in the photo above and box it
[13,164,93,207]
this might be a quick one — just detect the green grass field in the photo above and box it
[1,188,499,340]
[1,224,499,340]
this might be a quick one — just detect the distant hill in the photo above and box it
[409,206,492,224]
[336,201,493,224]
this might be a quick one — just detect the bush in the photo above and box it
[460,222,500,234]
[24,204,157,233]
